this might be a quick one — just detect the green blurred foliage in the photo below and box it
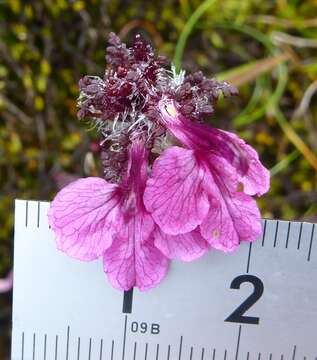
[1,0,317,356]
[1,0,317,269]
[1,0,317,263]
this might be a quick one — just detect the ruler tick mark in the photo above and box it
[156,344,160,360]
[224,349,227,360]
[88,338,92,360]
[33,333,36,360]
[25,201,29,227]
[190,347,193,360]
[37,202,40,228]
[178,336,183,360]
[122,315,128,360]
[110,340,114,360]
[280,354,284,360]
[212,348,216,360]
[77,337,80,360]
[167,345,171,360]
[235,325,242,360]
[201,347,205,360]
[269,354,272,360]
[44,334,47,360]
[297,223,303,250]
[246,243,252,273]
[55,335,58,360]
[262,220,267,246]
[246,352,250,360]
[66,326,70,360]
[133,342,137,360]
[122,289,133,313]
[144,343,148,360]
[258,353,261,360]
[21,332,24,360]
[307,224,315,261]
[285,222,291,248]
[99,339,103,360]
[292,345,297,360]
[111,340,114,360]
[274,221,279,247]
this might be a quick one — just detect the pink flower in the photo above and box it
[48,142,209,290]
[0,270,13,293]
[143,99,270,251]
[48,33,270,291]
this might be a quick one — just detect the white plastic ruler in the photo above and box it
[11,199,317,360]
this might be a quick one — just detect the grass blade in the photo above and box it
[173,0,217,71]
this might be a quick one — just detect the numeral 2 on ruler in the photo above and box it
[225,274,264,325]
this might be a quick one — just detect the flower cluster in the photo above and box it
[48,33,270,291]
[76,32,237,182]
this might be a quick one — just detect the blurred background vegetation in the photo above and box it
[1,0,317,357]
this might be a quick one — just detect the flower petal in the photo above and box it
[200,198,239,252]
[103,213,169,291]
[158,100,269,197]
[200,181,262,252]
[222,130,270,196]
[144,146,209,235]
[48,177,121,261]
[0,270,13,293]
[154,228,209,261]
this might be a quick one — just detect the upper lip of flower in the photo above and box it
[76,32,240,184]
[77,33,238,138]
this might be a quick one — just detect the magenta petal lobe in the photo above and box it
[103,213,169,291]
[154,228,209,261]
[144,146,209,235]
[221,131,270,196]
[48,177,121,261]
[200,190,262,252]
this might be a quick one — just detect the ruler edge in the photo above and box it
[14,198,317,227]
